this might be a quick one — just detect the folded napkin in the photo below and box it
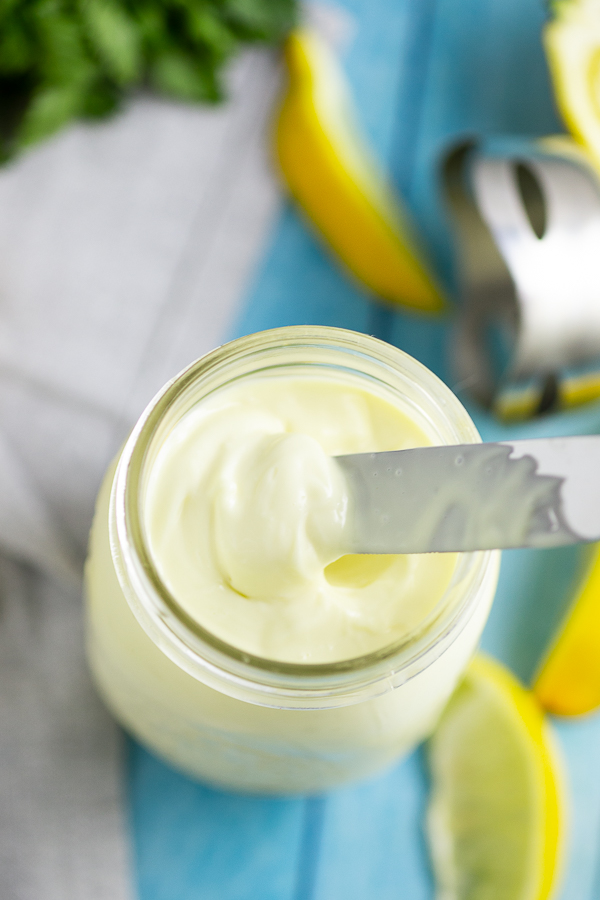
[0,47,282,899]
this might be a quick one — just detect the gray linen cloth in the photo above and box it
[0,49,282,899]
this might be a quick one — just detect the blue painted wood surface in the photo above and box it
[128,1,600,897]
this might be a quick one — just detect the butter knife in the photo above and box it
[336,436,600,553]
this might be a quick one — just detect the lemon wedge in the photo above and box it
[428,654,565,900]
[275,28,446,313]
[544,0,600,170]
[534,542,600,716]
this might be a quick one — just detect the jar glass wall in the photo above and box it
[85,327,500,794]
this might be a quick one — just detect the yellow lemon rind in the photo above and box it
[544,0,600,172]
[534,541,600,716]
[275,29,446,314]
[494,369,600,421]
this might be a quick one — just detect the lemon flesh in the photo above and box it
[545,0,600,171]
[428,655,564,900]
[535,542,600,716]
[275,29,446,313]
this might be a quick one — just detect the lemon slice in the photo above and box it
[534,541,600,716]
[275,28,446,313]
[544,0,600,170]
[427,654,565,900]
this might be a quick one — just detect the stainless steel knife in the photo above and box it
[335,435,600,553]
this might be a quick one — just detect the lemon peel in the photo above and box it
[535,541,600,716]
[275,28,446,313]
[494,370,600,420]
[428,654,565,900]
[544,0,600,171]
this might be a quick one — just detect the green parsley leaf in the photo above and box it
[0,0,297,158]
[17,81,86,146]
[81,0,142,86]
[151,47,221,102]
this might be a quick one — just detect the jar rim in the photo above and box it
[111,326,498,708]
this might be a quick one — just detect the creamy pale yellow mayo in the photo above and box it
[144,375,457,664]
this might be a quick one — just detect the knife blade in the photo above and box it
[335,436,600,553]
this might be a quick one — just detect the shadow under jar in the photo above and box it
[85,326,500,795]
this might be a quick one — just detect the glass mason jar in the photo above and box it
[85,326,500,795]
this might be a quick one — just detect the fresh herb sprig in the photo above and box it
[0,0,297,159]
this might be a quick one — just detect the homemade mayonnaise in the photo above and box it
[86,327,500,793]
[144,377,457,664]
